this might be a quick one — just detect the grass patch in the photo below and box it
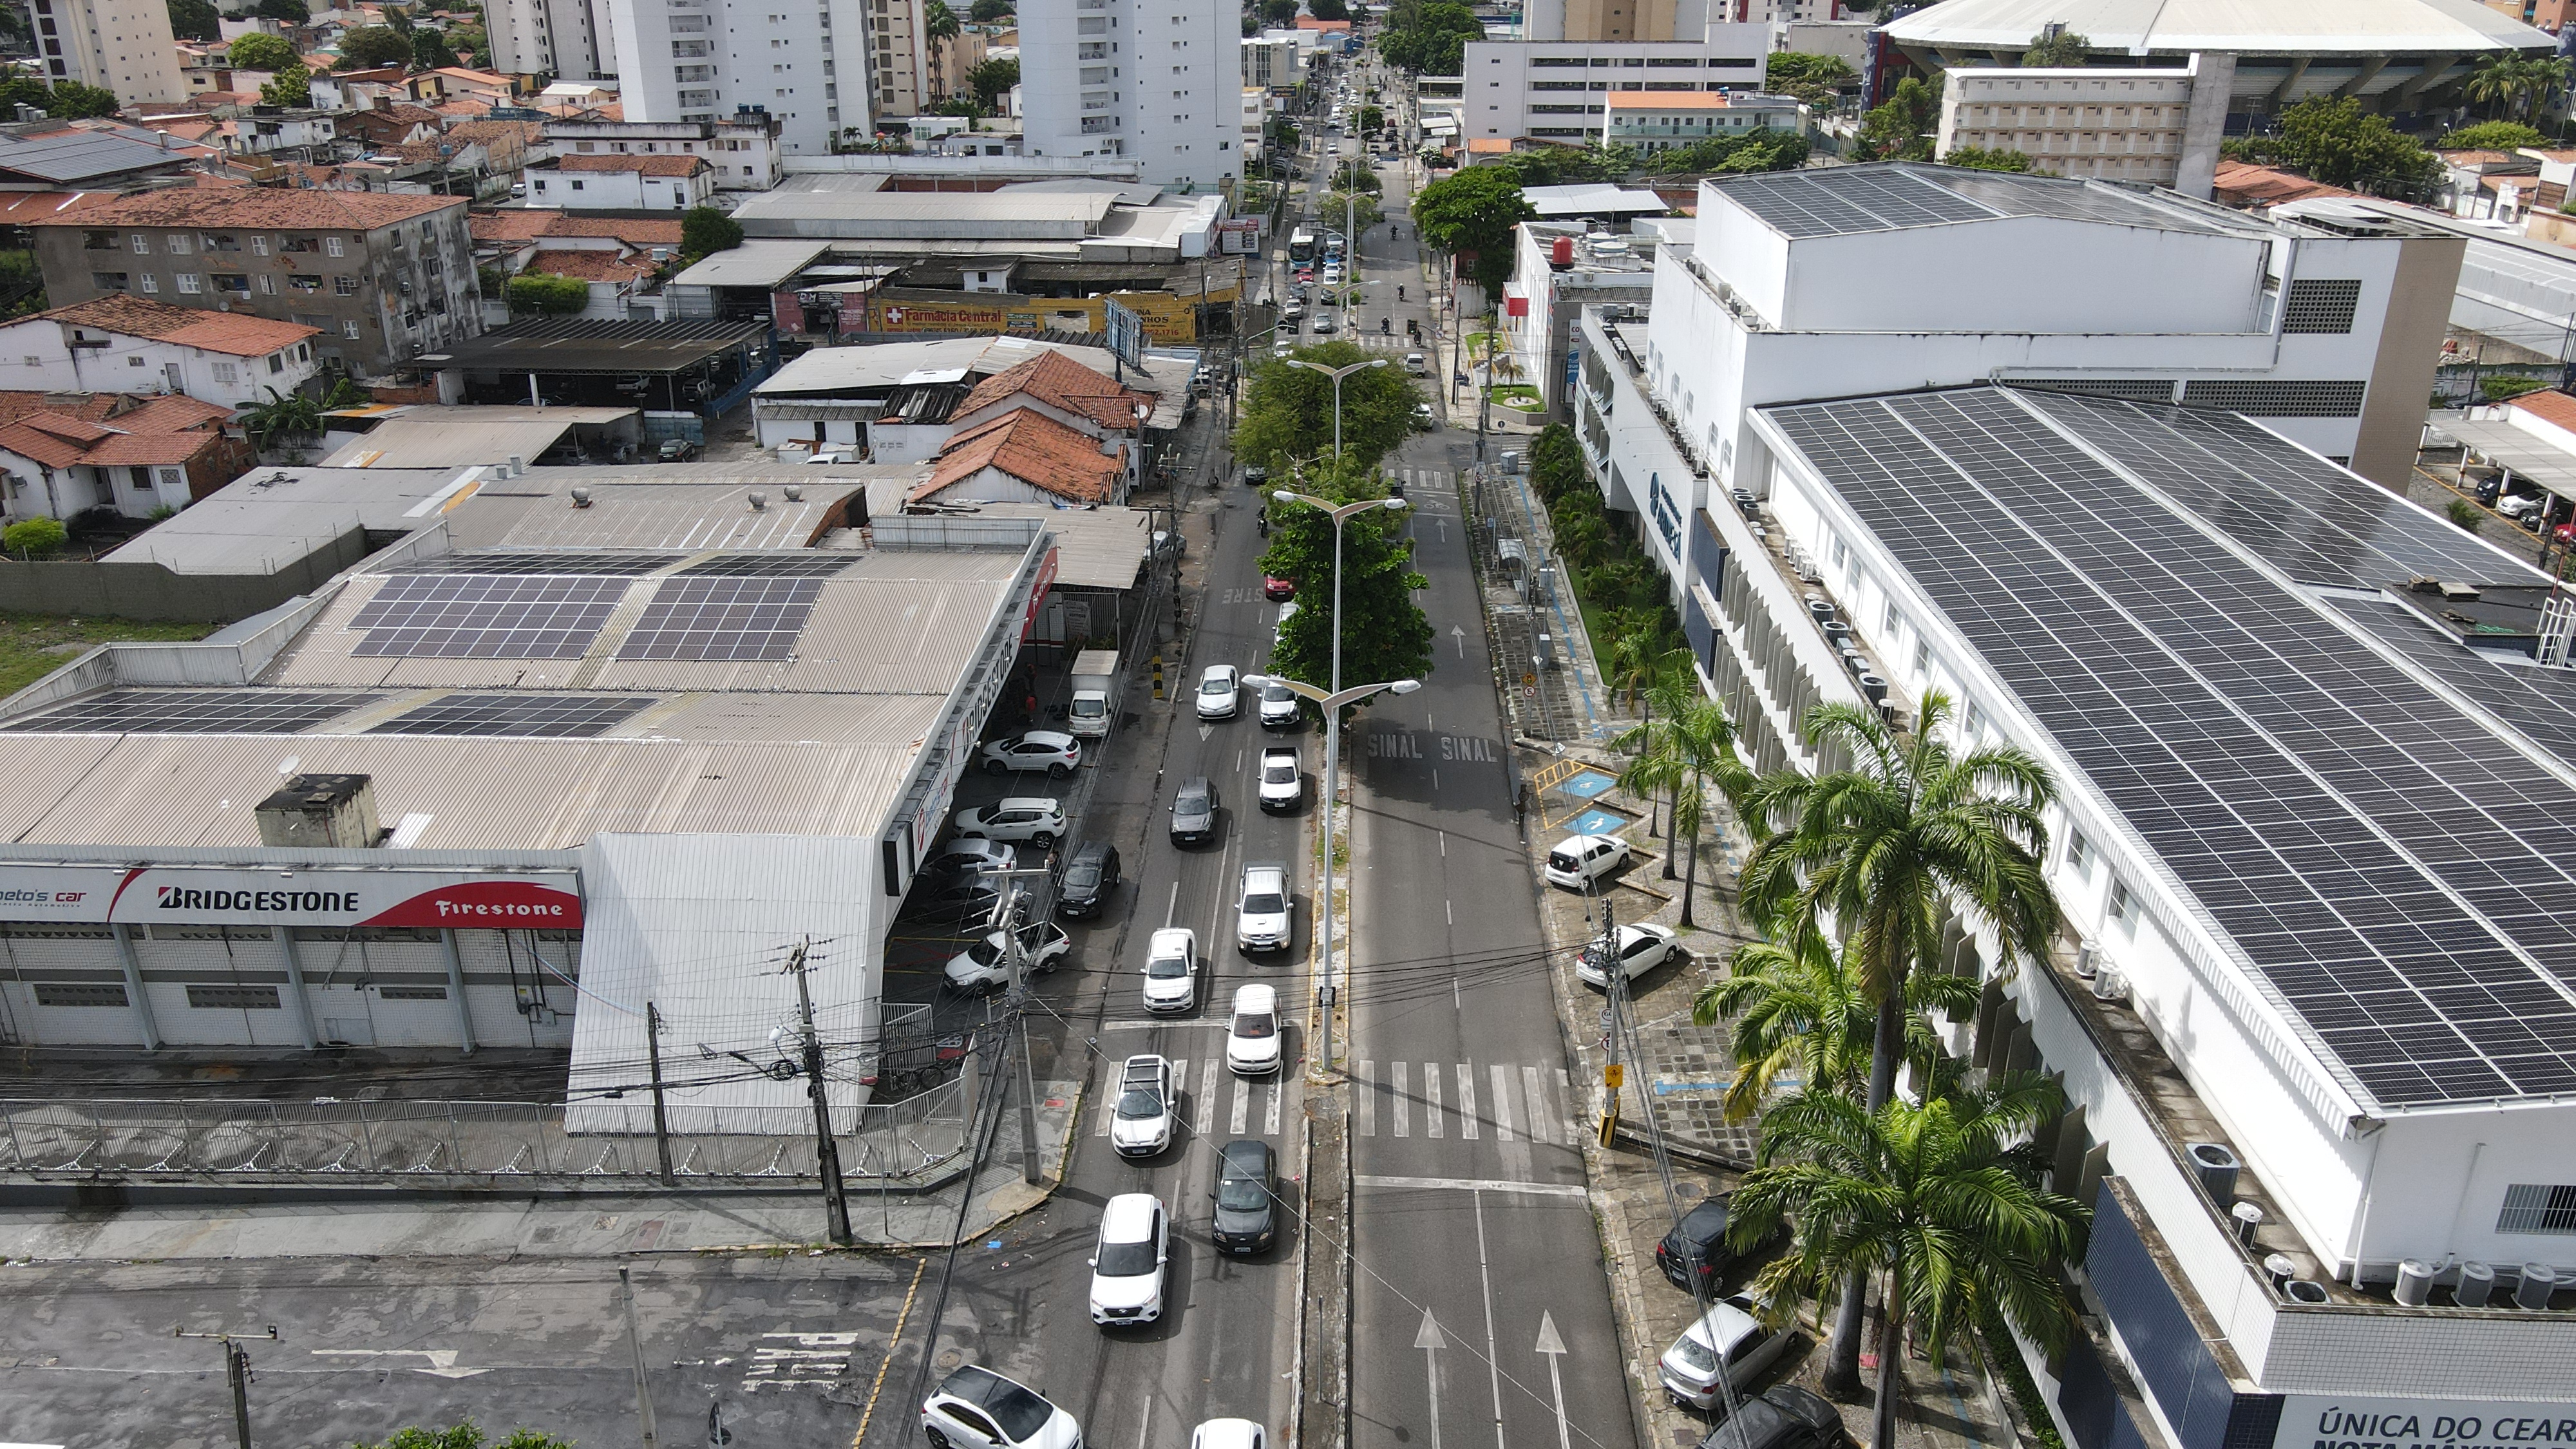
[1486,383,1545,411]
[0,610,211,699]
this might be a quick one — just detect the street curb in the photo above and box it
[0,1166,972,1209]
[1291,1106,1313,1449]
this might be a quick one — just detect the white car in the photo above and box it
[1271,601,1300,649]
[1236,862,1290,954]
[1141,926,1200,1013]
[944,922,1073,992]
[1311,312,1338,336]
[1227,983,1282,1075]
[1197,663,1241,720]
[1111,1054,1176,1157]
[1257,745,1303,812]
[1658,1296,1790,1411]
[1577,922,1681,988]
[925,838,1017,877]
[1544,833,1630,891]
[1191,1421,1267,1449]
[1088,1192,1170,1327]
[921,1365,1083,1449]
[950,797,1066,848]
[979,731,1082,777]
[1258,679,1301,729]
[2499,491,2546,521]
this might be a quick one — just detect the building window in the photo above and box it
[130,233,149,252]
[185,983,281,1010]
[32,982,127,1008]
[211,361,238,384]
[334,276,357,296]
[2066,830,2093,876]
[2108,880,2139,933]
[344,320,362,339]
[138,273,157,293]
[251,235,269,256]
[169,234,191,255]
[379,985,450,1000]
[213,274,249,296]
[2497,1184,2576,1235]
[325,236,345,257]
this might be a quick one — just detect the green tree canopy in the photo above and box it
[1378,1,1481,75]
[1857,73,1940,160]
[3,517,66,557]
[242,386,325,446]
[1412,164,1534,295]
[1614,674,1749,926]
[336,24,415,68]
[1635,126,1804,176]
[1763,51,1854,108]
[506,272,591,314]
[227,30,299,70]
[260,61,311,106]
[2019,26,2090,66]
[1940,144,2032,172]
[2224,96,2441,195]
[1259,0,1298,24]
[1694,931,1979,1124]
[1310,0,1349,18]
[255,0,310,19]
[1326,192,1383,232]
[166,0,221,42]
[41,80,118,118]
[969,0,1012,16]
[352,1423,574,1449]
[968,55,1018,108]
[2438,119,2546,152]
[681,205,744,260]
[1234,340,1422,473]
[925,0,960,39]
[1331,159,1380,193]
[411,28,457,68]
[1498,142,1633,185]
[1256,453,1434,700]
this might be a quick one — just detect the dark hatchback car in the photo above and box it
[1697,1387,1843,1449]
[1056,840,1123,919]
[1211,1138,1278,1254]
[1171,776,1219,846]
[1658,1193,1743,1293]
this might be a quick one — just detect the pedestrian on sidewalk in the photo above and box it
[1513,782,1528,829]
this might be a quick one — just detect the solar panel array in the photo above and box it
[1708,164,2244,240]
[676,554,860,579]
[1,688,383,734]
[349,574,630,659]
[370,692,659,739]
[390,553,679,576]
[1761,387,2576,1110]
[615,576,824,661]
[2333,598,2576,765]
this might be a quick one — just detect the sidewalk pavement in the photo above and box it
[0,1078,1078,1261]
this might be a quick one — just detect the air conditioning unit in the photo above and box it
[2091,967,2126,1004]
[2074,943,2101,978]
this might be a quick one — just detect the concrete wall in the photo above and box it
[0,533,371,623]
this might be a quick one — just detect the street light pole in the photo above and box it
[1283,355,1387,469]
[1263,488,1411,1075]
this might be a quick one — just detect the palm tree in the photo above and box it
[1735,690,2060,1393]
[1601,616,1669,710]
[1694,933,1980,1124]
[1654,692,1750,928]
[1615,661,1712,879]
[1728,1077,2088,1449]
[242,386,325,450]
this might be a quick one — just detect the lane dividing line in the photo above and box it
[1354,1174,1587,1198]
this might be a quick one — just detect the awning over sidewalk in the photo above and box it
[2427,409,2576,502]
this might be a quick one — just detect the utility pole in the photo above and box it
[1595,893,1622,1148]
[621,1266,660,1449]
[786,940,853,1246]
[175,1324,274,1449]
[645,1000,674,1186]
[1003,884,1043,1185]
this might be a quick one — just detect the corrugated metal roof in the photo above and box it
[667,239,832,289]
[324,415,629,469]
[97,466,471,575]
[493,484,854,549]
[0,126,196,183]
[954,502,1151,590]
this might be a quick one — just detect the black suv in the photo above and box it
[1211,1138,1278,1254]
[1657,1193,1740,1293]
[1055,841,1122,919]
[1698,1387,1843,1449]
[1171,776,1219,846]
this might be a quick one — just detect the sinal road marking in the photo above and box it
[1536,1312,1573,1449]
[1416,1309,1449,1449]
[310,1349,488,1379]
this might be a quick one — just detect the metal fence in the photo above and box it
[0,1077,968,1184]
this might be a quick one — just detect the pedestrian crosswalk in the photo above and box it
[1354,1061,1578,1144]
[1392,466,1456,497]
[1092,1057,1298,1142]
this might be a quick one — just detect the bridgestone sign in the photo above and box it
[0,865,583,928]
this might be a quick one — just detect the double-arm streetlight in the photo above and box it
[1263,485,1413,1075]
[1283,355,1387,464]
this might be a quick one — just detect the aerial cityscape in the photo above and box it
[0,0,2568,1446]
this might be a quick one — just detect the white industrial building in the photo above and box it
[1017,0,1241,188]
[1568,164,2463,595]
[1701,377,2576,1449]
[1461,33,1771,146]
[0,470,1054,1135]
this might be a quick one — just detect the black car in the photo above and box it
[1697,1387,1843,1449]
[1211,1138,1278,1254]
[903,868,1022,926]
[1244,464,1271,489]
[1056,840,1123,919]
[657,437,701,462]
[1658,1193,1739,1293]
[1171,776,1219,846]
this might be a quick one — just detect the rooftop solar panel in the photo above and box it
[675,554,860,578]
[369,692,660,738]
[1759,387,2576,1111]
[2332,598,2576,763]
[349,574,629,659]
[1709,164,2247,241]
[0,688,383,734]
[615,576,823,661]
[389,553,680,576]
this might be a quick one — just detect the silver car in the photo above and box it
[1658,1296,1789,1411]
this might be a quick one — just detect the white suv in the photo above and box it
[921,1366,1083,1449]
[1236,862,1290,953]
[1088,1192,1170,1327]
[1141,926,1200,1013]
[1544,833,1629,891]
[1111,1054,1175,1157]
[950,797,1065,848]
[1256,746,1303,813]
[1226,983,1282,1075]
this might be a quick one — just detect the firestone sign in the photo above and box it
[2282,1397,2576,1449]
[0,866,583,929]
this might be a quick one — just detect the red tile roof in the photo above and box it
[2210,160,2356,207]
[2506,388,2576,433]
[956,348,1156,431]
[0,191,105,224]
[524,247,654,283]
[556,153,709,177]
[32,295,319,357]
[0,392,231,469]
[470,207,560,242]
[545,214,684,245]
[915,408,1124,506]
[27,186,464,231]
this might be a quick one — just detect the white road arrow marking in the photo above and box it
[1452,624,1466,658]
[1199,723,1215,740]
[1535,1312,1571,1449]
[310,1348,489,1379]
[1416,1308,1448,1449]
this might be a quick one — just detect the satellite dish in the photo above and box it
[277,755,300,777]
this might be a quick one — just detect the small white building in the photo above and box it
[526,153,717,211]
[1461,32,1772,147]
[544,113,784,192]
[1601,90,1801,153]
[1935,54,2234,198]
[0,294,321,408]
[1243,33,1309,93]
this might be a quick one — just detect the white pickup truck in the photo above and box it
[1236,861,1291,954]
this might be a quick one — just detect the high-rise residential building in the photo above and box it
[27,0,184,108]
[601,0,881,155]
[484,0,612,80]
[1019,0,1239,187]
[871,0,930,121]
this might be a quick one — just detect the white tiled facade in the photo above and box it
[602,0,881,155]
[29,0,184,106]
[1020,0,1240,187]
[1463,33,1771,146]
[1934,55,2235,198]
